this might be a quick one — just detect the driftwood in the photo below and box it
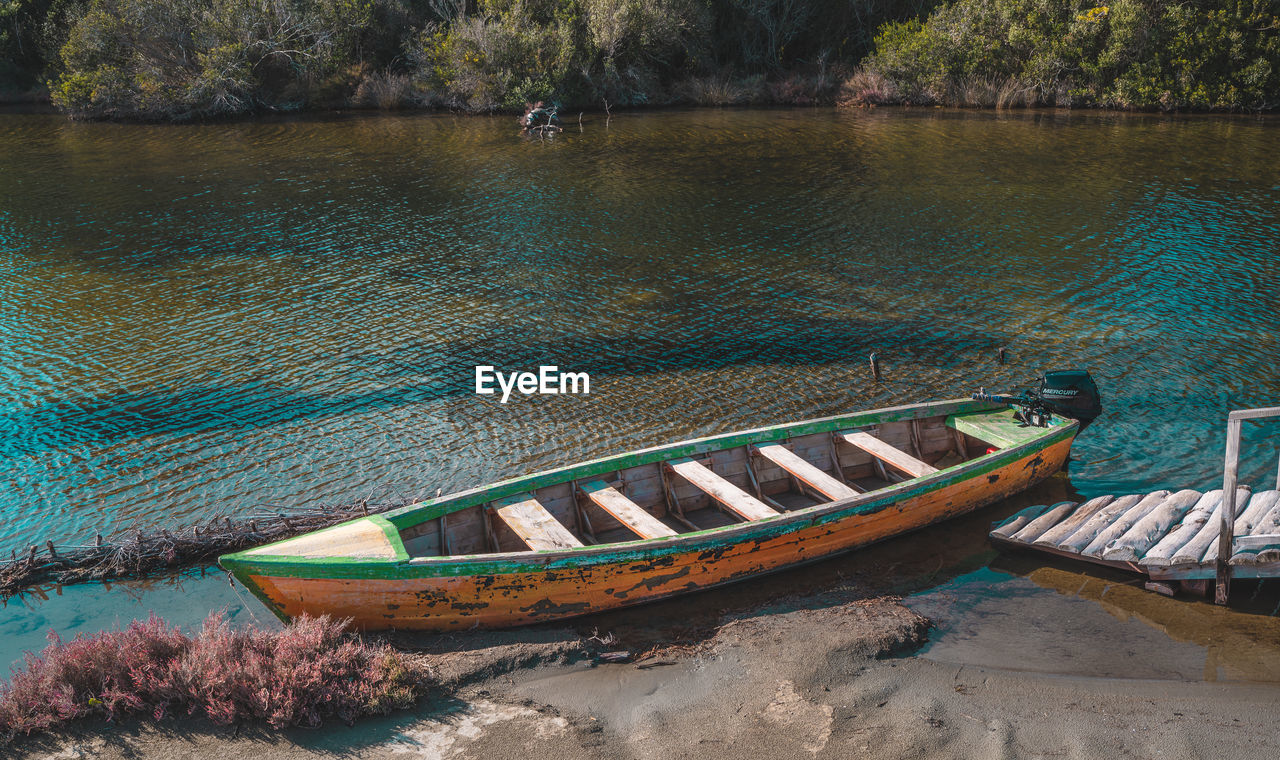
[0,495,416,600]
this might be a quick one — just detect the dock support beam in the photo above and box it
[1216,417,1241,604]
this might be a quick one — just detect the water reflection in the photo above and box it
[1,107,1278,669]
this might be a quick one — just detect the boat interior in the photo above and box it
[399,412,1013,559]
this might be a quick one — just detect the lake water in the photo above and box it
[2,107,1278,674]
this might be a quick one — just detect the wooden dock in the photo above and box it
[991,405,1280,601]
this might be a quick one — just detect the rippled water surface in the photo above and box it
[2,108,1279,669]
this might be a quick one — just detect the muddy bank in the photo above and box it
[12,578,1280,760]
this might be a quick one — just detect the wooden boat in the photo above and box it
[220,398,1080,630]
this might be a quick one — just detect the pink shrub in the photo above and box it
[0,613,427,741]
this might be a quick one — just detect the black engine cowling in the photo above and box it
[1037,370,1102,424]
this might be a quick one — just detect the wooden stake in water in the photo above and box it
[869,352,880,382]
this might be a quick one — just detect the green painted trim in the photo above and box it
[946,408,1041,449]
[228,567,292,624]
[221,516,411,564]
[222,398,993,568]
[220,416,1077,585]
[369,514,411,561]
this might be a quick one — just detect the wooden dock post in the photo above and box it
[1214,406,1280,604]
[869,352,880,382]
[1216,415,1242,604]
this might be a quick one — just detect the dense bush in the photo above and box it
[0,613,427,740]
[406,0,711,110]
[49,0,376,118]
[7,0,1277,115]
[855,0,1280,109]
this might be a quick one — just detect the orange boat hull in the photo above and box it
[243,436,1072,630]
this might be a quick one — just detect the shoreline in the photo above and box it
[3,96,1279,125]
[8,585,1280,759]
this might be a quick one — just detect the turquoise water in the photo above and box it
[1,107,1278,669]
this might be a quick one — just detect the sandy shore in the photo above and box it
[12,579,1280,760]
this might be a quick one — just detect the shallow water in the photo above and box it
[2,107,1279,673]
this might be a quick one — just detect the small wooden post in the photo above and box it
[997,347,1007,364]
[869,352,880,382]
[27,545,37,564]
[94,532,103,547]
[1216,415,1242,605]
[46,540,57,560]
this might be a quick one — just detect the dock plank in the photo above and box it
[990,504,1051,539]
[838,431,938,479]
[1228,492,1280,564]
[1082,491,1174,558]
[1010,501,1078,543]
[668,458,779,522]
[1139,490,1223,567]
[1231,502,1280,563]
[753,443,861,502]
[991,483,1280,588]
[1200,489,1280,564]
[579,480,678,540]
[1032,495,1115,547]
[1101,489,1202,562]
[1056,494,1145,554]
[492,494,584,552]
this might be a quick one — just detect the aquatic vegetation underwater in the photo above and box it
[0,613,428,741]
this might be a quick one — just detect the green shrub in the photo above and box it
[50,0,375,118]
[859,0,1280,109]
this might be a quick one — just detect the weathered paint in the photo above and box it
[223,409,1076,630]
[225,398,1017,570]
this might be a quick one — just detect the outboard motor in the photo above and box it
[972,369,1102,429]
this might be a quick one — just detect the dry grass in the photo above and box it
[836,68,899,106]
[672,73,766,106]
[354,71,415,110]
[0,613,429,741]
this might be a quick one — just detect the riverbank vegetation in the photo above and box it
[0,613,427,741]
[1,0,1276,118]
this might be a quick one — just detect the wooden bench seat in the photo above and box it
[838,431,938,480]
[491,494,583,552]
[579,480,678,539]
[667,458,779,522]
[752,443,861,502]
